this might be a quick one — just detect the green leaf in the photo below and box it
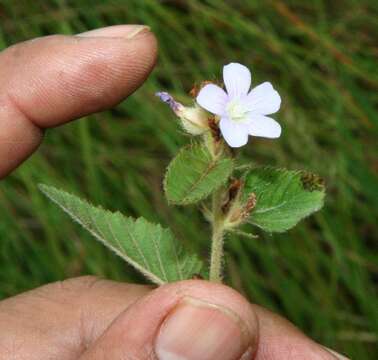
[164,143,234,205]
[39,184,204,284]
[243,167,325,233]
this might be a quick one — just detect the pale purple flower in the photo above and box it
[196,63,281,148]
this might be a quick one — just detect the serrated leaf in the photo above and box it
[39,184,204,284]
[243,167,325,232]
[164,143,234,205]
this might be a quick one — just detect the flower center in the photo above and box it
[226,99,249,123]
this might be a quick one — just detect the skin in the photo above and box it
[0,25,346,359]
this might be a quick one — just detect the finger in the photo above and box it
[0,25,157,178]
[251,305,348,359]
[79,279,258,360]
[0,276,150,360]
[0,277,348,360]
[79,280,347,360]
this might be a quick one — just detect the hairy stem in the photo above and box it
[209,188,225,282]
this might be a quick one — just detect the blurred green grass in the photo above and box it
[0,0,377,358]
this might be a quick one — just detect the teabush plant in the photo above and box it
[39,63,325,284]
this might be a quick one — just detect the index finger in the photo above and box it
[0,25,157,178]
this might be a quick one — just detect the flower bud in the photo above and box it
[156,92,208,135]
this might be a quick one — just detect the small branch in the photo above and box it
[200,204,212,223]
[209,188,225,282]
[235,164,253,171]
[227,228,258,239]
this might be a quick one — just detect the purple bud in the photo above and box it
[155,91,182,113]
[155,91,171,103]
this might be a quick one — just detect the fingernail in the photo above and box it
[125,25,151,39]
[323,346,350,359]
[77,25,150,39]
[155,297,251,360]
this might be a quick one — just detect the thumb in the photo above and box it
[0,24,157,178]
[79,280,259,360]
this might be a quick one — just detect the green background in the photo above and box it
[0,1,377,358]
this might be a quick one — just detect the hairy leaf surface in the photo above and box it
[164,144,234,205]
[39,184,204,284]
[243,167,325,232]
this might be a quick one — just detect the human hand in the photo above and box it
[0,25,348,360]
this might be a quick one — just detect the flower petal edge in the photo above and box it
[223,63,252,99]
[219,117,249,147]
[247,115,281,139]
[196,84,228,116]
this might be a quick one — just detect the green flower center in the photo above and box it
[226,99,249,123]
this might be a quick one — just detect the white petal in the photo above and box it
[248,115,281,138]
[219,117,249,148]
[244,82,281,115]
[196,84,228,115]
[223,63,251,98]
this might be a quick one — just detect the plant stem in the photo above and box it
[209,188,225,282]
